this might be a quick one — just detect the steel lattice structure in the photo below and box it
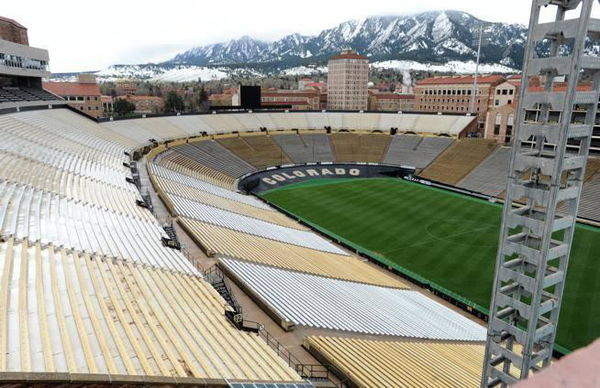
[482,0,600,386]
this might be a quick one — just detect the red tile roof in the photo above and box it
[262,91,318,98]
[0,16,26,29]
[43,81,101,97]
[263,101,310,105]
[416,75,505,86]
[371,92,415,100]
[123,95,163,102]
[528,82,593,92]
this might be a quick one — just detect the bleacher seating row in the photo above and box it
[579,172,600,221]
[178,217,405,288]
[330,133,392,163]
[177,140,256,178]
[151,174,303,229]
[383,135,454,169]
[458,147,512,196]
[149,163,270,209]
[0,180,198,275]
[421,139,499,185]
[0,109,305,384]
[0,86,58,104]
[0,238,299,382]
[0,152,150,220]
[155,150,237,189]
[304,336,489,388]
[217,135,292,169]
[169,194,347,256]
[220,258,485,341]
[273,133,335,164]
[103,112,475,143]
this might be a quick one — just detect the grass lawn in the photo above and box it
[260,178,600,352]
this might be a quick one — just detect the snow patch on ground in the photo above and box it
[281,66,327,76]
[92,65,231,82]
[371,60,518,74]
[149,67,228,82]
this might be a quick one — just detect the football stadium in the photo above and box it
[1,1,600,387]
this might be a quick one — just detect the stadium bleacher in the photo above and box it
[178,217,405,288]
[183,139,257,177]
[269,112,310,129]
[149,163,269,209]
[7,107,597,386]
[578,171,600,221]
[0,238,300,382]
[330,132,392,163]
[0,177,198,275]
[458,147,512,196]
[0,108,309,385]
[220,258,485,340]
[0,152,150,219]
[383,135,454,169]
[169,194,346,255]
[304,336,488,388]
[155,149,238,188]
[301,133,336,162]
[271,133,335,164]
[217,134,292,168]
[0,86,58,104]
[420,139,499,185]
[151,174,302,228]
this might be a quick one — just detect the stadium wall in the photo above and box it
[238,163,414,194]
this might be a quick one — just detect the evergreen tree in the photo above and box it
[197,87,209,112]
[164,91,185,113]
[113,98,136,116]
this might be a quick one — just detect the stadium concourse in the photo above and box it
[1,107,598,387]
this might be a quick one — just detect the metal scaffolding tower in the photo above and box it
[482,0,600,386]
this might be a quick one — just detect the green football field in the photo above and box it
[260,178,600,353]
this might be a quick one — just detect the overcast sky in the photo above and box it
[2,0,594,73]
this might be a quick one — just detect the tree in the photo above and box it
[197,87,209,112]
[165,91,185,113]
[113,98,136,116]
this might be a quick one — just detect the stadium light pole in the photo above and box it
[469,23,485,114]
[481,0,600,386]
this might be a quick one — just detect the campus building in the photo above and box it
[415,75,505,133]
[368,91,415,112]
[327,50,369,111]
[0,16,28,45]
[261,89,321,110]
[44,74,103,118]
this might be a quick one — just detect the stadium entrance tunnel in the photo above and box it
[238,163,415,194]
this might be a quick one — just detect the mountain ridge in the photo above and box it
[168,10,527,69]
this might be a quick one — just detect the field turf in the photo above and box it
[260,178,600,352]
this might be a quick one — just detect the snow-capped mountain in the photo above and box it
[50,10,528,82]
[169,11,527,69]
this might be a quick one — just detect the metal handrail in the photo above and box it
[203,267,350,386]
[204,265,243,315]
